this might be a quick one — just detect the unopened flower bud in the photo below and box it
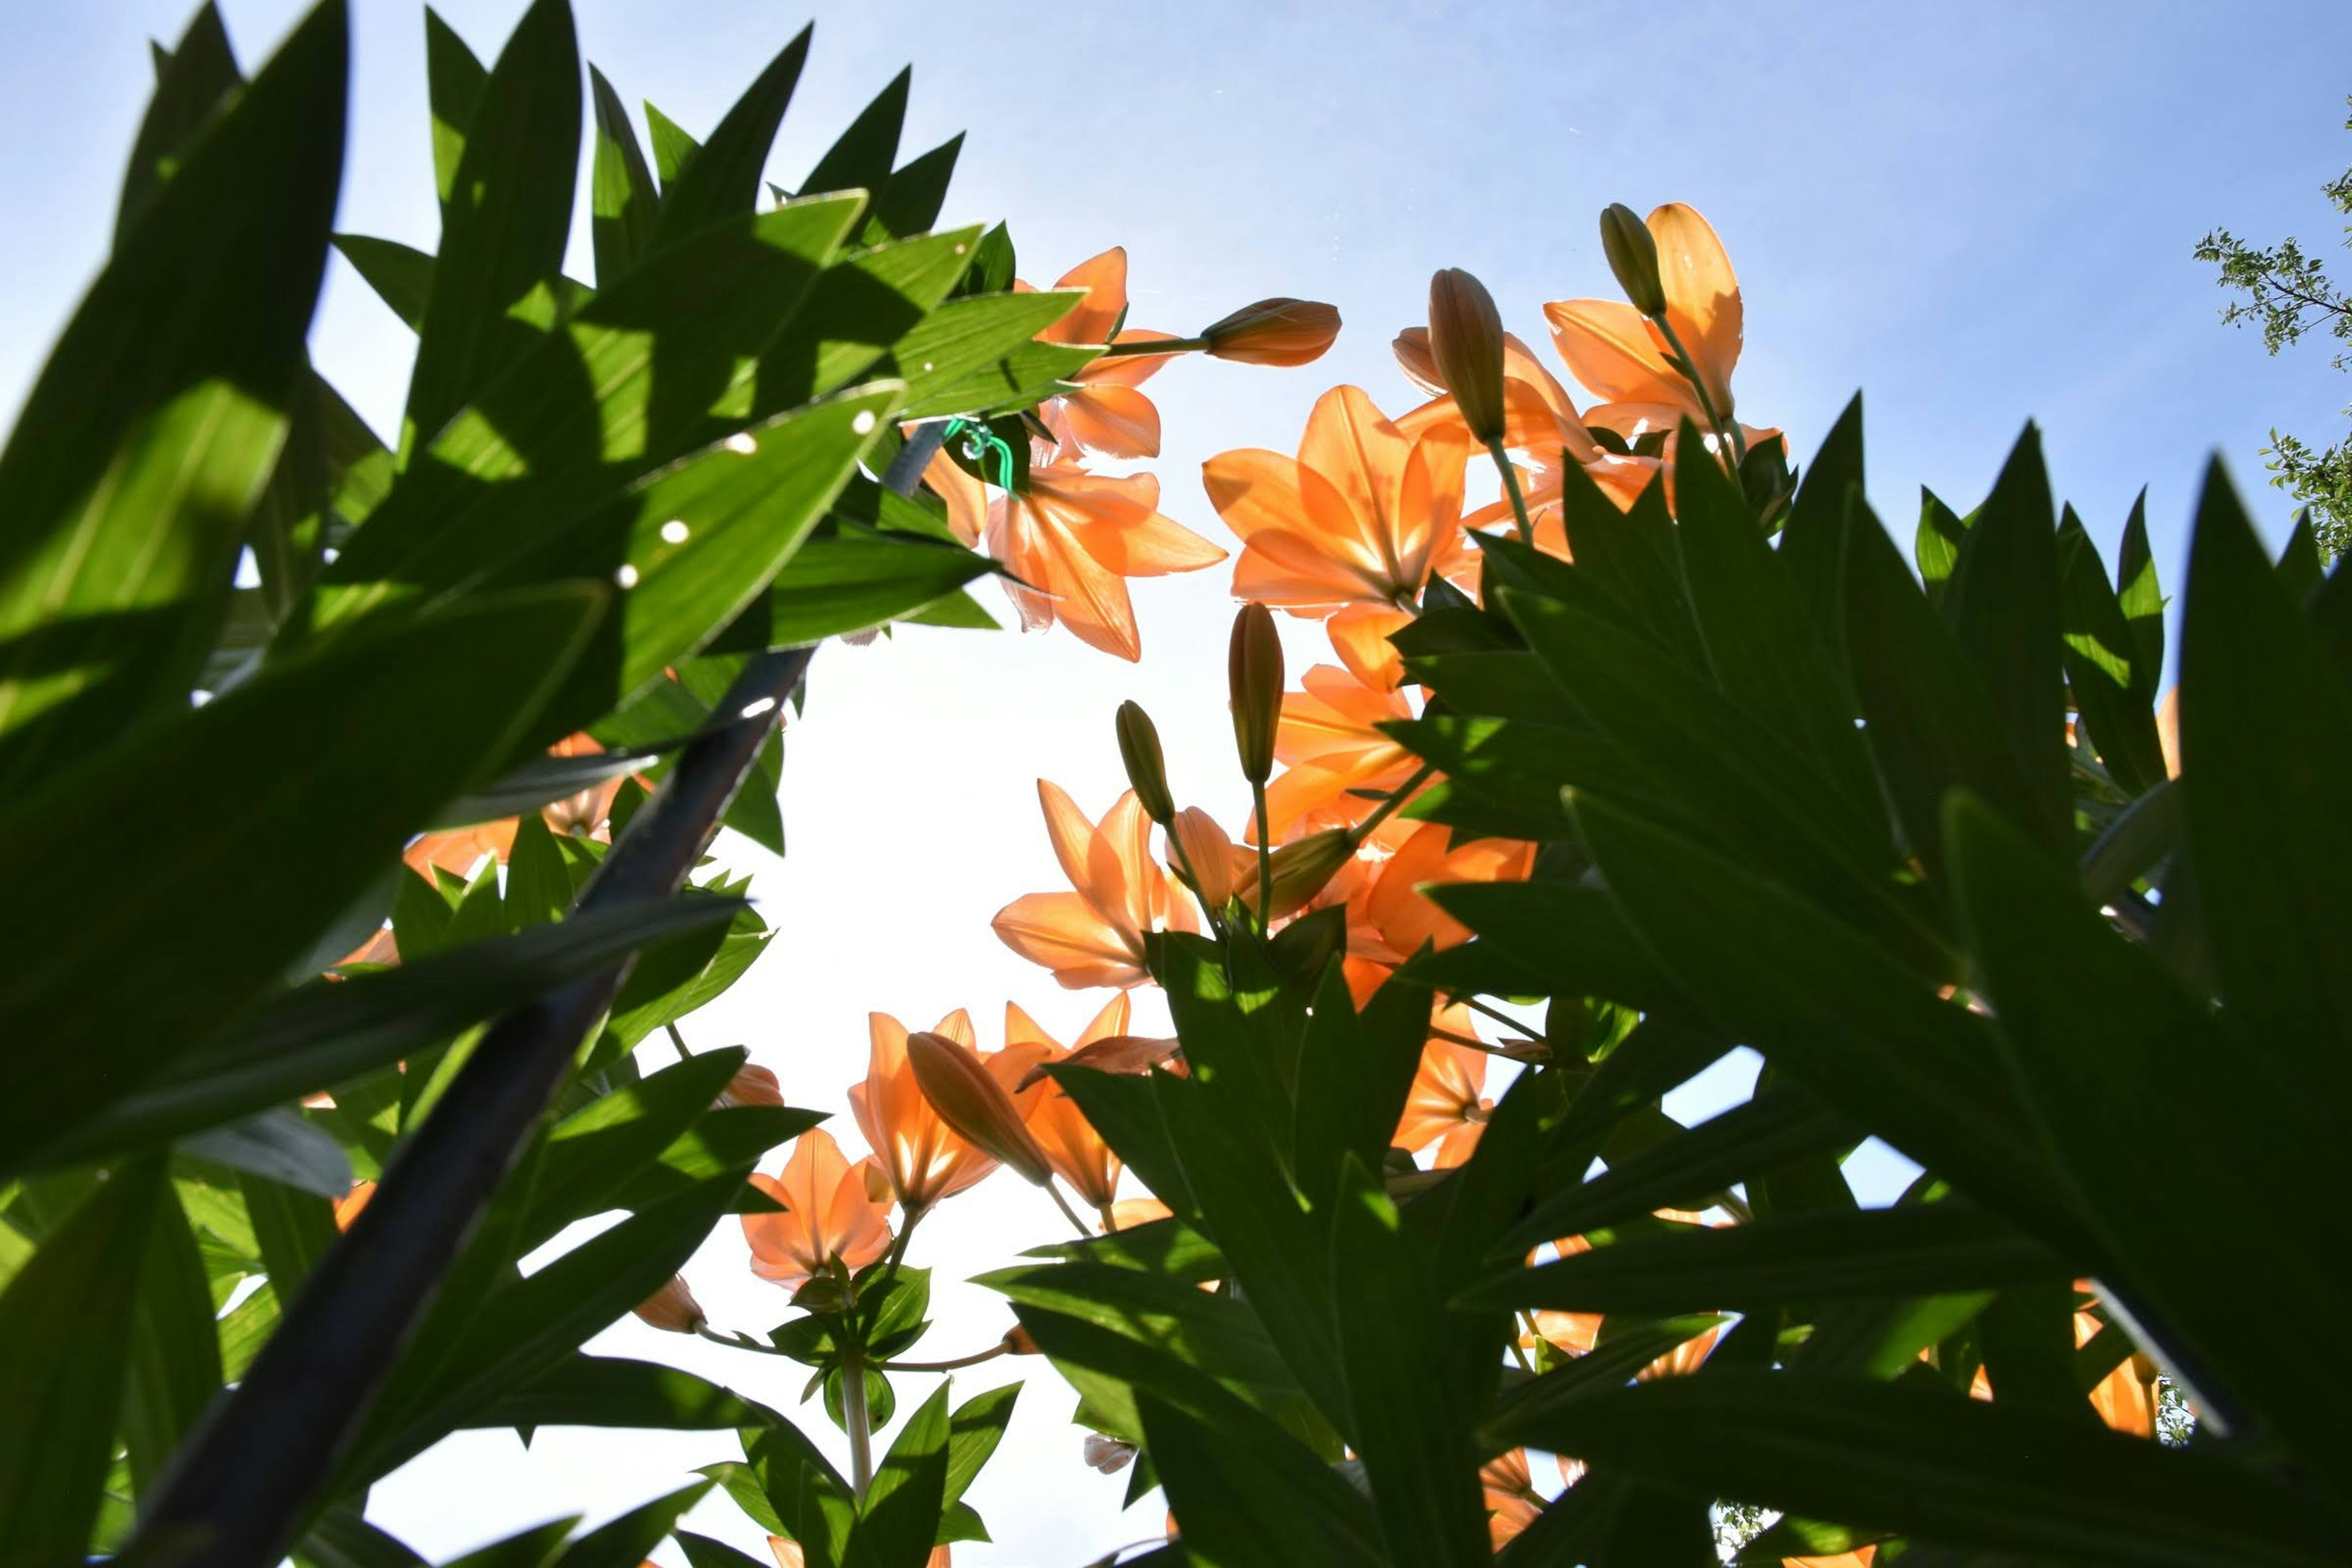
[1003,1323,1041,1355]
[1235,829,1357,921]
[1599,203,1669,319]
[1427,268,1507,444]
[633,1274,706,1333]
[716,1063,783,1109]
[1115,701,1176,826]
[906,1031,1054,1186]
[1172,807,1236,909]
[1228,603,1283,785]
[1199,298,1342,366]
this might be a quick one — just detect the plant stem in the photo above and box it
[841,1343,875,1501]
[880,1341,1014,1374]
[694,1323,797,1357]
[1251,778,1274,932]
[1351,762,1438,843]
[665,1022,692,1062]
[1047,1178,1096,1238]
[1455,993,1544,1044]
[1486,437,1536,545]
[1099,334,1210,358]
[874,1203,925,1293]
[1649,314,1745,466]
[1099,1202,1122,1232]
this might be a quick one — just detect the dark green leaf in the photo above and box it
[643,102,700,184]
[0,585,605,1172]
[1481,1315,1726,1453]
[333,233,434,332]
[551,1480,714,1568]
[587,66,658,285]
[648,28,809,253]
[869,134,962,242]
[941,1384,1018,1519]
[401,0,581,456]
[1134,1392,1384,1568]
[851,1382,952,1568]
[295,1506,430,1568]
[708,524,995,650]
[0,0,345,789]
[423,7,489,211]
[0,1158,161,1561]
[123,1180,224,1496]
[801,68,907,197]
[184,1108,352,1197]
[2056,507,2166,794]
[1914,487,1968,601]
[117,2,240,238]
[1514,1370,2341,1567]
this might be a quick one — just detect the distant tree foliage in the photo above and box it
[2196,97,2352,553]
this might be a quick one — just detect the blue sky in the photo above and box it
[4,1,2348,1562]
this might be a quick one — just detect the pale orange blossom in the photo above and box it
[989,459,1226,663]
[853,1009,1039,1209]
[1204,385,1473,615]
[1393,1003,1491,1168]
[1480,1449,1544,1550]
[740,1127,892,1289]
[1544,203,1776,451]
[1028,246,1182,461]
[1259,662,1420,840]
[993,783,1197,989]
[1004,995,1132,1212]
[1345,820,1535,969]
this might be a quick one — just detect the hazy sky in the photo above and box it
[4,1,2348,1562]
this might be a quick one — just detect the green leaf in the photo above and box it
[1481,1314,1726,1453]
[1462,1202,2070,1314]
[183,1107,352,1198]
[236,1166,340,1295]
[644,102,700,184]
[401,0,582,456]
[445,1517,579,1568]
[423,7,489,211]
[51,895,739,1165]
[433,744,667,829]
[869,135,963,243]
[1417,879,1676,1009]
[978,1258,1298,1401]
[1914,486,1969,601]
[0,584,605,1174]
[1940,424,2067,843]
[1134,1392,1385,1568]
[2114,489,2164,697]
[1561,791,2073,1245]
[801,68,908,197]
[1329,1159,1488,1567]
[344,1171,752,1487]
[1777,392,1865,641]
[295,1506,430,1568]
[2056,506,2167,794]
[733,1419,858,1568]
[2177,459,2352,1058]
[851,1382,952,1568]
[0,1158,162,1562]
[551,1480,715,1568]
[117,2,241,239]
[1506,1090,1854,1250]
[708,524,995,650]
[333,233,435,331]
[674,1534,769,1568]
[647,29,810,254]
[0,0,345,790]
[123,1180,224,1496]
[941,1384,1018,1520]
[1290,965,1427,1194]
[888,290,1090,419]
[587,66,659,285]
[1513,1370,2342,1567]
[1946,788,2352,1499]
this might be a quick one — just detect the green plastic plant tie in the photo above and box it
[941,416,1016,490]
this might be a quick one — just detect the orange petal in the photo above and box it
[1044,246,1128,345]
[1542,297,1685,411]
[1327,606,1411,692]
[1647,203,1742,416]
[1058,385,1163,460]
[992,891,1147,988]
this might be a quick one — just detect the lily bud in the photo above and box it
[906,1031,1054,1186]
[716,1063,783,1110]
[1172,807,1236,909]
[1235,829,1357,922]
[1599,203,1669,319]
[1115,701,1176,826]
[1427,268,1507,443]
[1200,298,1342,366]
[1228,603,1283,785]
[633,1274,706,1333]
[1004,1323,1041,1355]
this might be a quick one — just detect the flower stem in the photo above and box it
[1251,778,1275,932]
[664,1022,692,1062]
[1099,1202,1122,1232]
[874,1204,926,1294]
[1047,1178,1096,1238]
[1351,762,1438,843]
[1454,993,1544,1044]
[1163,827,1224,940]
[841,1343,875,1501]
[1649,314,1745,466]
[1486,437,1536,545]
[880,1341,1013,1374]
[1099,334,1210,358]
[693,1323,797,1357]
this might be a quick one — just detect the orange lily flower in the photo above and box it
[2074,1302,2162,1437]
[1325,604,1413,692]
[1346,820,1534,968]
[741,1127,893,1289]
[1788,1551,1877,1567]
[1393,1005,1491,1167]
[1543,203,1774,450]
[993,783,1198,989]
[1260,663,1419,839]
[1393,325,1657,549]
[988,461,1226,663]
[403,732,637,881]
[1204,385,1473,615]
[1480,1449,1544,1550]
[1004,994,1132,1212]
[851,1009,1041,1209]
[1029,246,1181,461]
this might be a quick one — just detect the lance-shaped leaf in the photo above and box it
[123,1180,225,1495]
[0,1159,163,1561]
[1461,1202,2072,1316]
[1947,788,2352,1500]
[587,66,658,285]
[116,1,241,237]
[0,584,604,1174]
[1512,1370,2343,1567]
[979,1258,1298,1401]
[2056,506,2166,794]
[401,0,581,456]
[463,1355,773,1432]
[647,28,809,254]
[333,234,434,331]
[0,0,345,791]
[707,524,997,650]
[423,7,488,211]
[801,67,908,196]
[550,1480,715,1568]
[853,1382,952,1568]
